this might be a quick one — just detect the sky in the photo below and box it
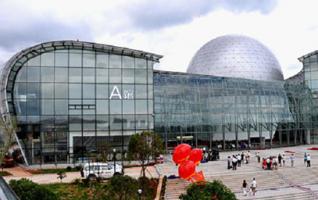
[0,0,318,78]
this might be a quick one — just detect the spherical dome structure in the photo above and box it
[187,35,283,81]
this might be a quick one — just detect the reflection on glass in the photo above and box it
[96,54,108,68]
[54,83,68,98]
[135,100,147,114]
[96,100,108,114]
[109,55,121,68]
[28,56,40,66]
[135,69,147,84]
[110,100,122,114]
[55,67,68,82]
[123,69,134,83]
[96,68,108,83]
[55,53,68,67]
[41,67,54,82]
[69,53,82,67]
[41,83,54,98]
[123,56,134,68]
[83,68,95,83]
[69,68,82,82]
[69,84,81,98]
[135,58,147,69]
[96,84,108,99]
[123,100,134,114]
[109,69,121,83]
[83,84,95,98]
[83,53,95,67]
[27,67,40,82]
[55,100,68,115]
[41,53,54,66]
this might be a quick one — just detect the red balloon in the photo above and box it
[178,160,196,180]
[172,144,192,165]
[188,148,203,165]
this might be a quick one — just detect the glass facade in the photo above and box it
[299,52,318,143]
[154,71,313,151]
[0,40,317,165]
[6,44,157,165]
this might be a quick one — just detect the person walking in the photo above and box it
[227,156,232,170]
[290,154,295,167]
[278,153,282,167]
[304,152,307,166]
[242,180,248,196]
[282,154,286,167]
[273,157,278,170]
[232,155,237,170]
[241,152,245,164]
[250,178,257,196]
[246,151,250,164]
[307,154,311,167]
[266,157,271,170]
[256,152,261,163]
[237,154,242,167]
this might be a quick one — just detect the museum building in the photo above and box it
[0,35,316,165]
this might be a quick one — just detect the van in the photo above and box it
[81,162,123,180]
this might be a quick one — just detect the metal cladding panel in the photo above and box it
[187,35,284,81]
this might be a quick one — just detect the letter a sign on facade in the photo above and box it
[110,86,122,99]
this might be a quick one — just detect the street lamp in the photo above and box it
[137,189,142,200]
[113,148,116,174]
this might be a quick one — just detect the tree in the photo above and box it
[128,131,164,178]
[179,180,237,200]
[96,140,110,162]
[0,115,17,166]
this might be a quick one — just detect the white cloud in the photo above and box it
[0,0,317,79]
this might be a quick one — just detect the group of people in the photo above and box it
[257,153,296,170]
[261,156,279,170]
[242,178,257,196]
[227,151,251,170]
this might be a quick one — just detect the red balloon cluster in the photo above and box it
[172,143,205,182]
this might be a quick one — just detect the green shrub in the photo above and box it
[9,178,59,200]
[107,175,139,200]
[179,180,237,200]
[66,166,72,171]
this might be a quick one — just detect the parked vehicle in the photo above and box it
[81,162,123,180]
[74,157,92,167]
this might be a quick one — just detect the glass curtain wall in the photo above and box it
[301,53,318,143]
[12,49,154,165]
[154,71,313,151]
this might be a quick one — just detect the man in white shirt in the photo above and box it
[250,177,257,196]
[307,154,311,167]
[232,156,237,170]
[237,154,241,167]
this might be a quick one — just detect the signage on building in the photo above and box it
[109,85,134,99]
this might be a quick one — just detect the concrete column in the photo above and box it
[306,129,311,144]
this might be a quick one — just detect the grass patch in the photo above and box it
[42,183,96,200]
[0,171,12,176]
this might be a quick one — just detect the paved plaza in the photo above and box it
[157,145,318,200]
[3,166,159,184]
[3,145,318,199]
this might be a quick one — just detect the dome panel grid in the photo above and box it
[187,35,283,81]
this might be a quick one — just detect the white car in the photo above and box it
[81,162,123,180]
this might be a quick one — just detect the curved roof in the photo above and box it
[187,35,284,81]
[0,40,162,115]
